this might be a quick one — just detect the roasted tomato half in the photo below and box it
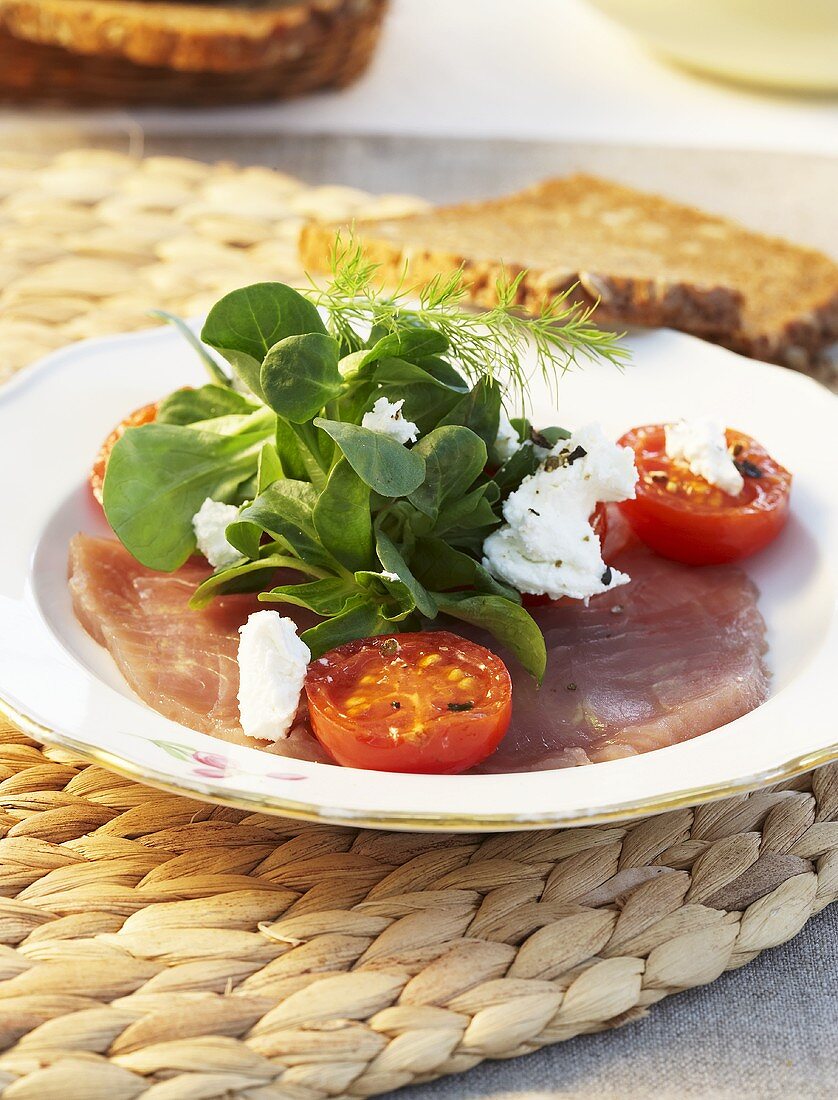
[617,424,792,565]
[305,631,513,774]
[521,503,609,607]
[90,402,158,505]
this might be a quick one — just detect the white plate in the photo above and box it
[0,326,835,830]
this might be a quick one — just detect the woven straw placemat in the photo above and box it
[0,718,835,1098]
[0,147,429,380]
[0,148,836,1098]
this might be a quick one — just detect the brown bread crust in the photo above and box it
[301,227,742,337]
[299,175,838,369]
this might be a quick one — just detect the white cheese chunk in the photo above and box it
[494,408,524,463]
[192,498,241,569]
[482,422,638,602]
[664,418,744,496]
[361,397,419,444]
[237,611,311,741]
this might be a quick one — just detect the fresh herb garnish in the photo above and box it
[309,233,629,406]
[102,235,628,681]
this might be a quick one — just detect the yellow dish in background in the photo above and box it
[587,0,838,93]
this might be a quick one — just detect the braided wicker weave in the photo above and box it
[0,148,835,1096]
[0,148,429,380]
[0,717,835,1097]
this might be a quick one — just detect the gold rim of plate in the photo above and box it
[3,694,837,832]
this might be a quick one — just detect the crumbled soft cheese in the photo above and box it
[361,397,419,444]
[380,571,400,582]
[482,422,638,601]
[494,408,523,463]
[664,418,744,496]
[192,498,241,569]
[237,611,311,741]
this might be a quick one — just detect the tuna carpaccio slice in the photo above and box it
[67,534,331,763]
[471,541,770,771]
[67,519,769,772]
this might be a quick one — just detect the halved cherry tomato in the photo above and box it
[90,402,158,505]
[305,631,513,774]
[617,424,792,565]
[521,503,609,607]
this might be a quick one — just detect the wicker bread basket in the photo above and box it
[0,0,389,105]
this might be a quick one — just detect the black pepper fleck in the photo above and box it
[601,565,613,585]
[735,459,763,479]
[390,700,401,710]
[566,682,577,692]
[566,445,587,465]
[447,701,475,712]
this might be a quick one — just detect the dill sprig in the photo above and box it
[306,231,630,405]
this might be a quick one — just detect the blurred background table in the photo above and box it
[1,0,837,152]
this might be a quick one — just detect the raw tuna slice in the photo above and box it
[473,544,770,771]
[67,534,330,762]
[68,521,770,773]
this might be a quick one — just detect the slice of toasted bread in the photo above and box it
[299,174,838,369]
